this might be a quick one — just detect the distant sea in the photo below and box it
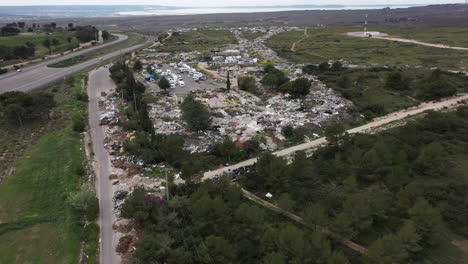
[115,5,422,16]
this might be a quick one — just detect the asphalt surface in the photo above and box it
[88,67,121,264]
[202,93,468,180]
[0,34,155,93]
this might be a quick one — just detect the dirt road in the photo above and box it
[290,28,309,52]
[374,36,468,51]
[88,67,121,264]
[203,93,468,179]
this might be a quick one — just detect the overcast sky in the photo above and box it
[0,0,462,6]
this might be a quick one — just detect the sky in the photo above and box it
[0,0,463,6]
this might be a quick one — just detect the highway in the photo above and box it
[0,34,155,93]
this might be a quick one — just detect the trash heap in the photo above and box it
[147,83,351,153]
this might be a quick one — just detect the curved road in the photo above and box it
[0,34,155,93]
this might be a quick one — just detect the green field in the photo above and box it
[0,74,88,264]
[0,32,80,66]
[48,32,146,68]
[156,29,237,52]
[266,27,468,70]
[380,27,468,48]
[240,30,266,41]
[314,67,468,119]
[0,128,84,264]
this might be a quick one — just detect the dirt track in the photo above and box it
[203,93,468,180]
[374,36,468,51]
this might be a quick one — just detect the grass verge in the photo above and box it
[0,73,88,264]
[48,32,146,68]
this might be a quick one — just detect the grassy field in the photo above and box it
[0,32,80,67]
[156,29,237,52]
[0,128,84,264]
[0,74,88,264]
[266,27,468,70]
[240,30,266,41]
[315,67,468,119]
[48,32,146,68]
[378,27,468,48]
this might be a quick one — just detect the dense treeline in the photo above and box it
[0,91,55,126]
[240,107,468,262]
[0,42,35,61]
[121,177,350,264]
[111,62,262,180]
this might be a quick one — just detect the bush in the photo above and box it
[116,235,133,254]
[69,184,99,221]
[72,111,86,132]
[82,223,99,264]
[180,95,211,131]
[75,92,89,102]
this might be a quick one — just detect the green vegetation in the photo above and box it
[381,27,468,48]
[0,32,79,66]
[120,179,350,263]
[260,63,289,89]
[48,32,146,68]
[303,65,467,119]
[0,127,84,264]
[239,108,468,263]
[157,30,237,52]
[0,73,91,263]
[240,30,266,41]
[238,76,260,95]
[0,91,55,127]
[266,27,468,70]
[181,95,212,131]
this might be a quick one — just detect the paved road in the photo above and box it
[0,34,155,93]
[203,93,468,179]
[88,67,121,264]
[0,34,127,81]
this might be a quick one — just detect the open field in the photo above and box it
[379,27,468,48]
[314,67,468,119]
[0,74,87,264]
[0,32,79,67]
[0,127,84,264]
[155,29,237,52]
[240,30,266,41]
[48,32,146,68]
[266,27,468,70]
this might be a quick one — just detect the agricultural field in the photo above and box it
[156,29,237,52]
[0,74,88,264]
[266,27,468,70]
[0,32,79,67]
[240,30,266,40]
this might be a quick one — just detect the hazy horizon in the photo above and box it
[0,0,463,7]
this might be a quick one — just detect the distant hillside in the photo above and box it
[3,4,467,30]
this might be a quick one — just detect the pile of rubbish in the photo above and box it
[147,81,351,153]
